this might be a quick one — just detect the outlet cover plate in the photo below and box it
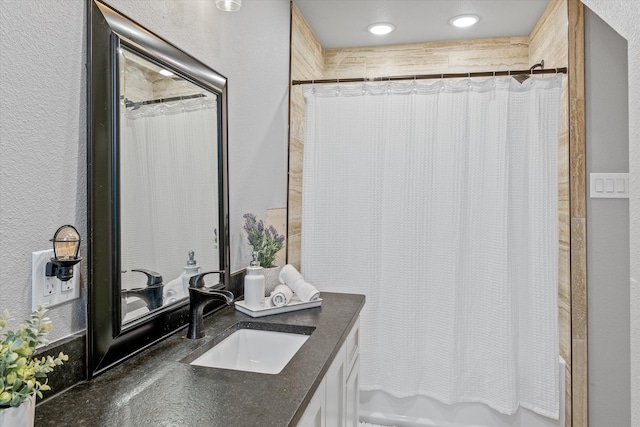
[32,249,80,311]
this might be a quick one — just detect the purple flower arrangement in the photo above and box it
[243,213,285,268]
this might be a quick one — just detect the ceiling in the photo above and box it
[292,0,551,49]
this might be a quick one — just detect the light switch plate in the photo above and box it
[589,173,629,199]
[32,249,80,311]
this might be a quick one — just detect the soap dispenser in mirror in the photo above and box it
[163,251,202,304]
[244,251,265,309]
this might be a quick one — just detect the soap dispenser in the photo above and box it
[244,251,265,309]
[164,251,202,304]
[181,250,201,296]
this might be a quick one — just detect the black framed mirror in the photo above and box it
[87,0,230,377]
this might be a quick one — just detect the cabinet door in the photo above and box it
[298,316,360,427]
[345,355,360,427]
[298,377,326,427]
[345,318,360,375]
[325,344,346,426]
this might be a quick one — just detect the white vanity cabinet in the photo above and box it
[298,318,360,427]
[298,376,327,427]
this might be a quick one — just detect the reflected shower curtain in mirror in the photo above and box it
[120,98,219,294]
[301,76,563,418]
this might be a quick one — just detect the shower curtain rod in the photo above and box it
[291,66,567,86]
[123,93,206,109]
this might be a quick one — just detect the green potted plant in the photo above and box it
[0,305,68,426]
[243,213,285,294]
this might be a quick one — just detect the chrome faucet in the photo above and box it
[121,269,165,310]
[187,271,234,339]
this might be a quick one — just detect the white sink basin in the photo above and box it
[190,328,310,374]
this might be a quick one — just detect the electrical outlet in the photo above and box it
[60,278,74,292]
[44,277,56,297]
[32,249,80,311]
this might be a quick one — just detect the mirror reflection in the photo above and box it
[118,47,220,323]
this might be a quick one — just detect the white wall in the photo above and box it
[0,0,87,341]
[0,0,290,341]
[578,1,640,425]
[584,8,630,424]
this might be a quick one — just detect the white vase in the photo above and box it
[262,266,283,296]
[0,394,36,427]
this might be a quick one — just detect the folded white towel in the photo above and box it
[270,284,293,307]
[279,264,320,302]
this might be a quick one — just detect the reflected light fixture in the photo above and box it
[450,14,480,28]
[159,69,174,77]
[368,23,395,35]
[216,0,241,12]
[46,225,82,282]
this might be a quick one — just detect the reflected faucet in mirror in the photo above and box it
[121,269,165,318]
[187,271,234,339]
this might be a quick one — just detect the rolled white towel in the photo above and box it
[270,284,293,307]
[279,264,320,302]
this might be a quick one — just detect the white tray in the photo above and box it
[234,295,322,318]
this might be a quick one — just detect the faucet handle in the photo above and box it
[189,270,225,289]
[132,269,163,286]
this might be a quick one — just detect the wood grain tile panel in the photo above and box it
[565,360,573,427]
[570,97,586,219]
[569,219,587,427]
[571,219,587,340]
[529,2,573,425]
[447,39,529,71]
[569,0,586,220]
[290,6,323,80]
[530,0,569,68]
[289,136,304,175]
[289,4,323,268]
[288,172,302,235]
[572,338,588,427]
[324,37,529,80]
[559,242,571,353]
[568,0,587,424]
[287,233,301,271]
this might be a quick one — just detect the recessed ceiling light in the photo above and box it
[159,69,174,77]
[450,14,480,28]
[368,23,395,36]
[216,0,241,12]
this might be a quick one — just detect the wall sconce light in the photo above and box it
[216,0,241,12]
[46,225,82,282]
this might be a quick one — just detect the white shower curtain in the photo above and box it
[301,76,562,418]
[120,97,219,291]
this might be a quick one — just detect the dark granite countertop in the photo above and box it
[34,292,365,427]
